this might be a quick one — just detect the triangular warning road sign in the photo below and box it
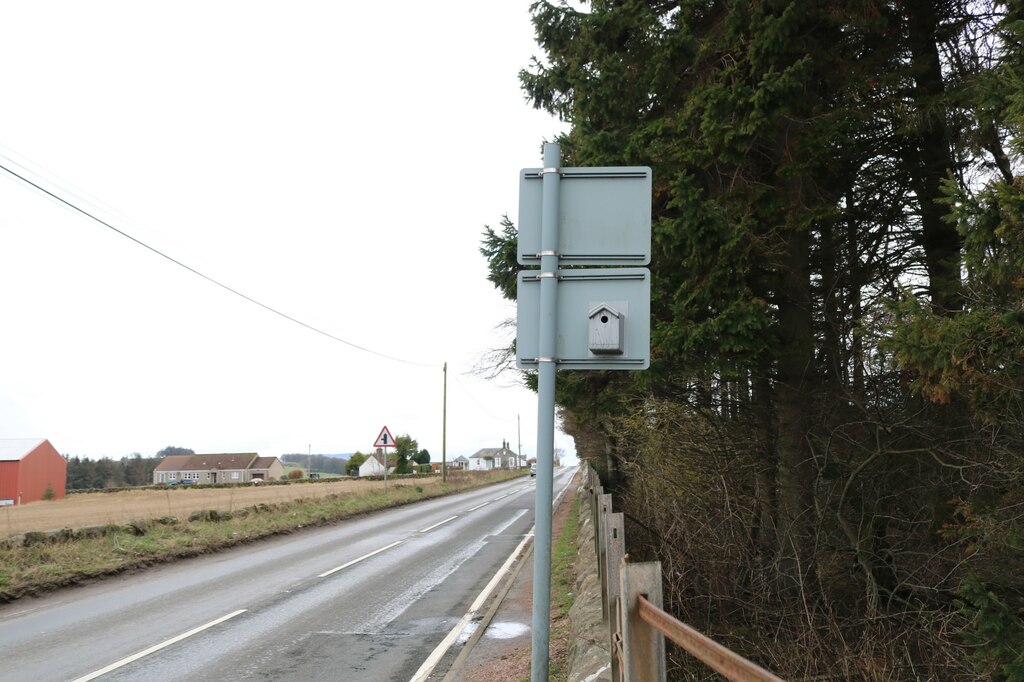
[374,426,395,449]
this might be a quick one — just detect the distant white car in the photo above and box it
[530,464,537,477]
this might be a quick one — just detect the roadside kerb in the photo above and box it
[411,471,576,682]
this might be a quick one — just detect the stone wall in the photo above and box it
[566,483,612,681]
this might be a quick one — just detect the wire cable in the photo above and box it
[452,372,520,422]
[0,156,438,368]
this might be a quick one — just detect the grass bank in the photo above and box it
[0,470,525,603]
[545,492,581,682]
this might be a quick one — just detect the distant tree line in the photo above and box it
[64,446,194,490]
[279,454,349,475]
[66,454,160,489]
[62,439,436,489]
[282,437,432,477]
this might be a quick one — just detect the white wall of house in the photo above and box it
[358,456,385,477]
[468,457,493,471]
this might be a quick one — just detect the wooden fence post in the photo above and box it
[605,512,625,681]
[620,560,666,682]
[598,493,613,620]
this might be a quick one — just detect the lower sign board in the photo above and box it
[516,268,650,370]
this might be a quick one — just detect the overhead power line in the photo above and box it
[0,154,437,369]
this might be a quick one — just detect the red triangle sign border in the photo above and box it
[374,425,395,449]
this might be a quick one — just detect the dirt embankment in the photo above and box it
[0,478,436,538]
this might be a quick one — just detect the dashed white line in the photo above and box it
[318,540,404,577]
[467,501,489,512]
[71,609,247,681]
[419,515,458,533]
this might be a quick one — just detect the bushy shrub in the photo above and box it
[960,577,1024,681]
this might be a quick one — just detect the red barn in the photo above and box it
[0,439,67,506]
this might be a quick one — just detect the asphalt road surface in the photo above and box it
[0,468,576,681]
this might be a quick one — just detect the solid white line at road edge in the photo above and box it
[71,609,247,682]
[318,540,404,577]
[408,467,577,682]
[408,530,534,682]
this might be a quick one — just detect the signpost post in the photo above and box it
[442,363,448,483]
[374,425,394,491]
[517,143,651,682]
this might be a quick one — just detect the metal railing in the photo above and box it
[585,465,785,682]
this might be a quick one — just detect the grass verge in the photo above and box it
[546,491,581,682]
[0,471,524,603]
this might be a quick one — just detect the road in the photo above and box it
[0,468,576,681]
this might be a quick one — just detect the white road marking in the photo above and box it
[419,515,458,533]
[410,469,577,681]
[318,540,404,578]
[71,609,247,681]
[466,501,489,512]
[408,529,535,682]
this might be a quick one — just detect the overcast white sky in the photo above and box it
[0,1,576,463]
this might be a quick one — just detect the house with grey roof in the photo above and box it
[467,441,524,471]
[152,453,284,485]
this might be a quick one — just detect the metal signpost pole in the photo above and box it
[374,426,394,491]
[517,147,650,681]
[530,142,560,682]
[442,362,447,483]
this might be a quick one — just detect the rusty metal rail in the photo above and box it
[585,464,785,682]
[638,595,784,682]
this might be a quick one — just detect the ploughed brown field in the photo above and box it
[1,478,438,538]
